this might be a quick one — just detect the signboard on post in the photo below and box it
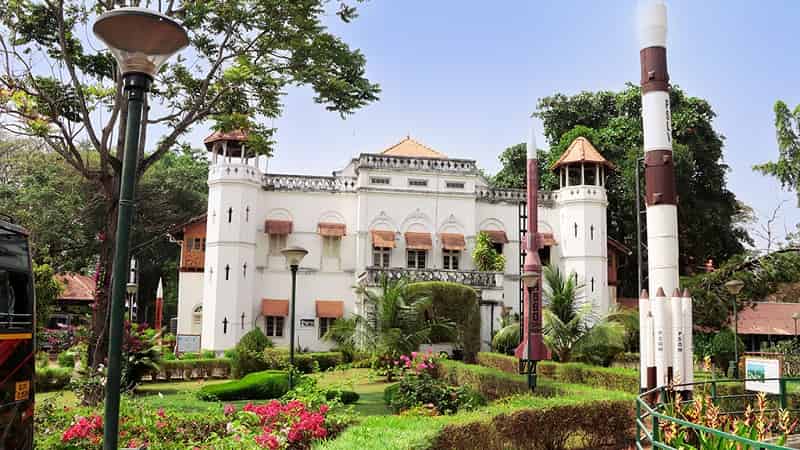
[176,334,201,354]
[744,357,782,394]
[299,319,315,328]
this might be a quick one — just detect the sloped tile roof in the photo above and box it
[737,302,800,336]
[55,273,95,302]
[551,136,614,170]
[381,137,447,159]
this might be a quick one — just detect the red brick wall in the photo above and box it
[181,221,207,271]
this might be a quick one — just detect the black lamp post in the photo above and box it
[93,8,188,450]
[793,312,800,339]
[724,279,744,379]
[281,246,308,389]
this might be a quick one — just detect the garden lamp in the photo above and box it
[93,8,188,450]
[281,246,308,389]
[724,279,745,378]
[793,312,800,337]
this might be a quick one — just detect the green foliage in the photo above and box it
[754,101,800,206]
[231,328,273,378]
[323,316,360,361]
[471,231,506,272]
[197,370,290,401]
[261,348,344,373]
[710,328,745,373]
[57,350,75,368]
[491,323,520,355]
[32,262,61,330]
[159,358,232,380]
[326,389,360,405]
[491,86,749,296]
[406,281,480,362]
[35,366,71,392]
[684,249,800,330]
[476,352,640,394]
[120,324,162,391]
[345,277,454,364]
[542,265,625,364]
[436,360,533,400]
[388,372,485,415]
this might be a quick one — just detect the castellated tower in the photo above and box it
[202,130,261,351]
[552,137,612,315]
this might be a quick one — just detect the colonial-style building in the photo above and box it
[174,131,627,352]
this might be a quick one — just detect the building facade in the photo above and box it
[174,132,624,352]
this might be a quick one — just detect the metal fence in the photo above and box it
[635,377,800,450]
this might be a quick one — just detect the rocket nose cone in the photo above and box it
[640,289,650,299]
[672,288,682,297]
[682,288,691,298]
[656,287,666,297]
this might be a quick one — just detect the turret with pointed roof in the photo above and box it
[551,136,613,171]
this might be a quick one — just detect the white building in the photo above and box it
[173,131,627,352]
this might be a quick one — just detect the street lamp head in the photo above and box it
[281,246,308,267]
[793,312,800,320]
[93,7,189,78]
[125,282,138,295]
[724,279,745,295]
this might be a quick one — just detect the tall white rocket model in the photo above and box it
[637,1,693,394]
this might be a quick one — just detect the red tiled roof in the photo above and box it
[737,302,800,336]
[551,136,614,170]
[381,137,447,159]
[55,273,95,302]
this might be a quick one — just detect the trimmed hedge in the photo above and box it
[261,349,343,373]
[383,383,400,405]
[477,352,639,394]
[325,389,360,405]
[197,370,289,401]
[35,366,71,392]
[437,360,539,400]
[430,400,634,450]
[407,281,481,362]
[157,358,231,380]
[232,328,274,378]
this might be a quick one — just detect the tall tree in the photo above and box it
[754,101,800,206]
[492,85,750,297]
[0,1,379,366]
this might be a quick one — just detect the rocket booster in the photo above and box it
[637,1,691,393]
[640,1,679,298]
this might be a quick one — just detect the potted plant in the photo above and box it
[472,232,505,286]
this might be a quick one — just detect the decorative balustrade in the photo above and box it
[359,267,501,288]
[356,153,478,174]
[475,187,557,205]
[263,174,357,192]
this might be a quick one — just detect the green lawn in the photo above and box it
[313,368,394,416]
[315,380,634,450]
[37,369,394,416]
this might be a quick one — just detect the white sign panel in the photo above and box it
[176,334,201,354]
[299,319,316,328]
[745,357,782,395]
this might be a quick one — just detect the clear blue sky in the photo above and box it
[181,0,800,248]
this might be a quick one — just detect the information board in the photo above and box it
[176,334,201,354]
[299,318,316,328]
[744,357,782,394]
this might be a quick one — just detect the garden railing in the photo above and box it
[636,377,800,450]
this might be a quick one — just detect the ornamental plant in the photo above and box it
[472,232,505,272]
[662,391,799,449]
[40,398,347,449]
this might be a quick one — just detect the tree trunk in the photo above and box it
[88,177,120,368]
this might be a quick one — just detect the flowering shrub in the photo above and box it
[662,391,799,448]
[210,400,333,449]
[61,414,103,447]
[387,352,484,415]
[38,398,348,449]
[393,350,437,377]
